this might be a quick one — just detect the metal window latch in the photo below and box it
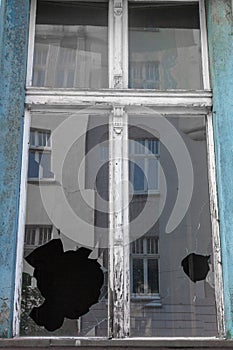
[113,106,124,134]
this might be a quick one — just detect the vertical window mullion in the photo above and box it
[109,0,128,88]
[109,106,130,338]
[108,0,130,339]
[122,0,128,88]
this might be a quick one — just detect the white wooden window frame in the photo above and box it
[13,0,225,340]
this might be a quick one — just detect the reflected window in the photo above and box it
[28,129,53,179]
[131,237,159,295]
[25,225,52,248]
[129,139,159,194]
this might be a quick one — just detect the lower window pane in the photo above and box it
[28,151,39,178]
[129,115,217,337]
[21,111,109,336]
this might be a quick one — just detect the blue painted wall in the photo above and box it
[0,0,29,338]
[207,0,233,338]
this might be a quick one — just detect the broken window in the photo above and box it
[17,0,224,341]
[129,114,217,337]
[21,111,109,336]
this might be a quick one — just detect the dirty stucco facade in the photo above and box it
[1,0,233,349]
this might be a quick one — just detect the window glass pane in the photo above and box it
[30,131,36,146]
[129,139,159,194]
[132,259,144,293]
[33,2,108,88]
[129,2,203,90]
[148,140,159,155]
[28,151,39,178]
[148,158,158,190]
[21,110,109,336]
[25,227,36,246]
[39,152,53,178]
[146,237,158,254]
[148,259,159,293]
[131,159,145,192]
[38,131,43,146]
[129,114,217,336]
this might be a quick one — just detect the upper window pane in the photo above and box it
[128,2,203,90]
[33,1,108,88]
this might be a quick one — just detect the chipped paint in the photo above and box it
[0,0,29,338]
[207,0,233,339]
[109,106,130,338]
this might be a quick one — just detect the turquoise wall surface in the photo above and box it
[207,0,233,338]
[0,0,29,337]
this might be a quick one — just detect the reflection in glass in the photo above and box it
[129,115,217,336]
[129,3,203,89]
[129,139,159,193]
[131,237,159,295]
[148,259,159,294]
[33,2,108,88]
[21,111,109,336]
[132,259,144,294]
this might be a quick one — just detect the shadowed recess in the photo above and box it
[25,239,104,331]
[181,253,210,283]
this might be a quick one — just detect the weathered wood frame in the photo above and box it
[13,0,225,339]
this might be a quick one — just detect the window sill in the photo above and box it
[131,294,162,307]
[27,178,56,183]
[130,191,160,196]
[0,337,231,349]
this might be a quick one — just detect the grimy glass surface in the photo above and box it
[129,114,217,336]
[20,110,109,336]
[33,1,108,88]
[128,2,203,89]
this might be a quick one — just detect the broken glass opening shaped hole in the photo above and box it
[25,239,104,331]
[181,253,211,283]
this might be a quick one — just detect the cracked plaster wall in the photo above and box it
[0,0,29,338]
